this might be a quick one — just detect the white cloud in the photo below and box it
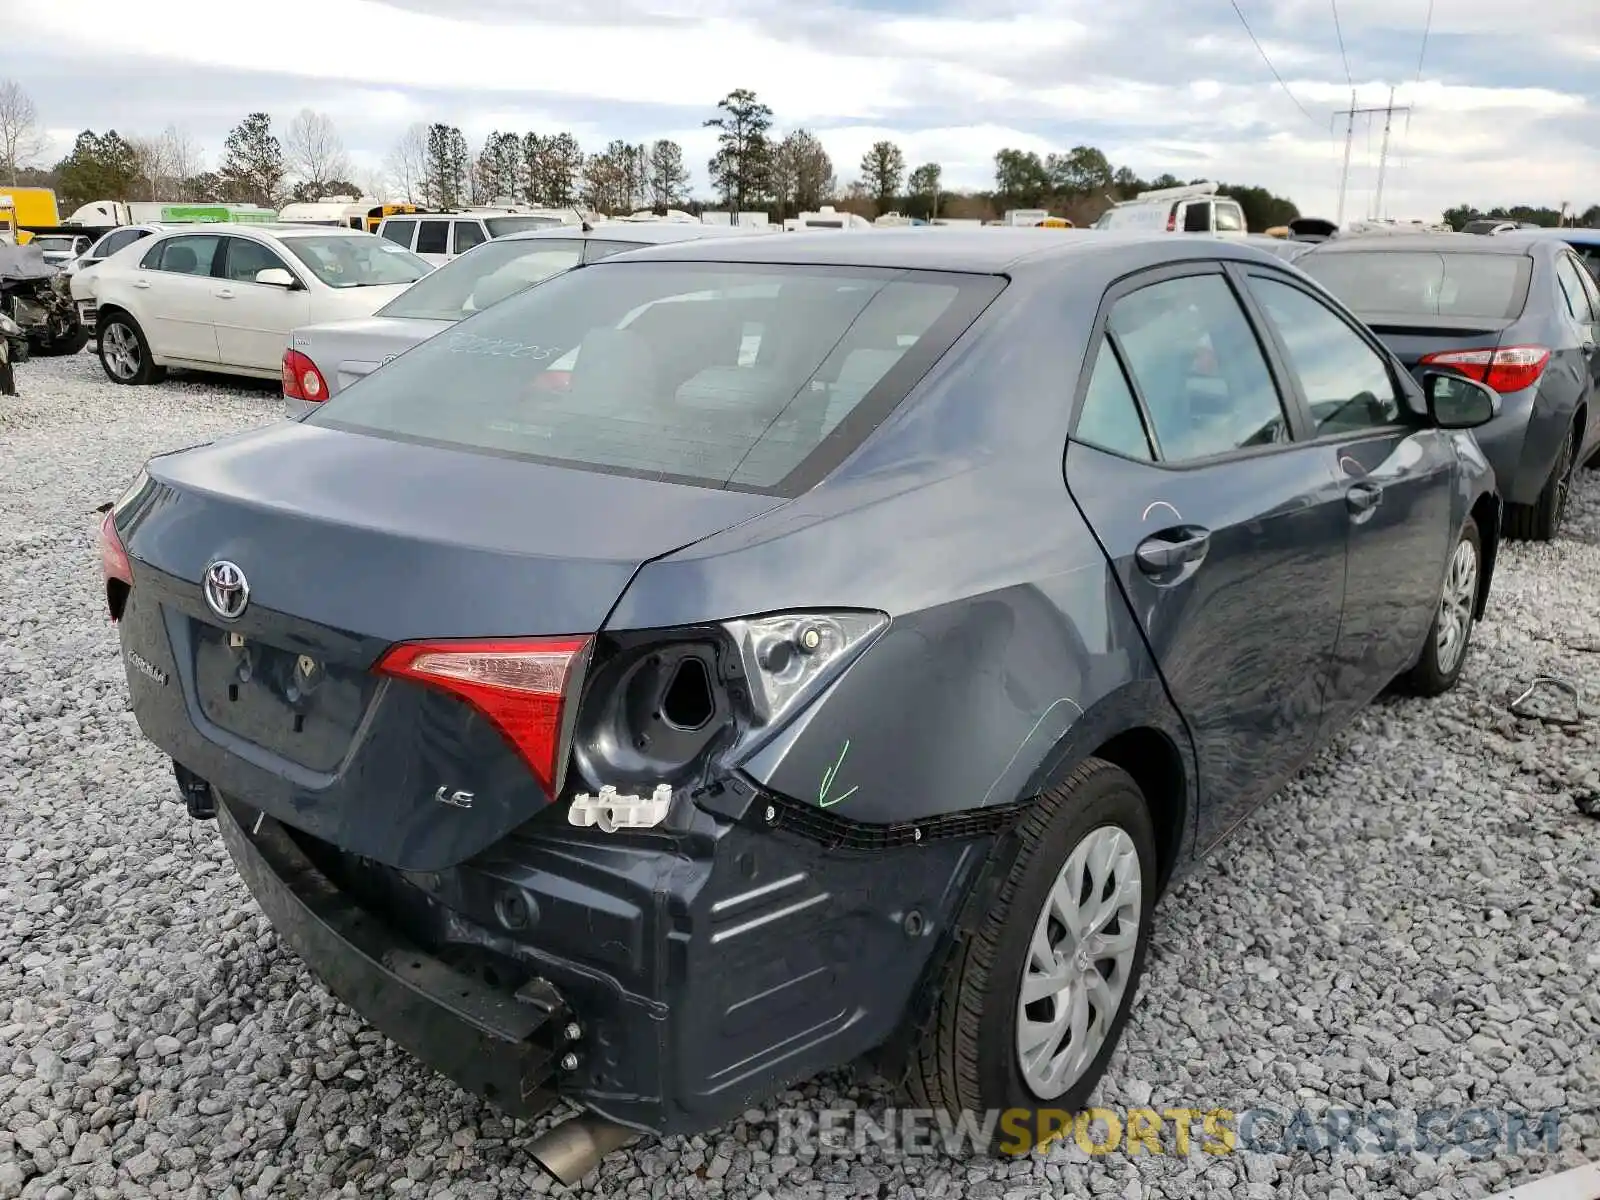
[3,0,1594,217]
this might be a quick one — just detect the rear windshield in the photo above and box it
[375,238,586,321]
[1300,250,1532,320]
[486,215,566,237]
[306,260,1001,494]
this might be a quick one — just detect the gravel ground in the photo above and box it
[1,351,1597,1200]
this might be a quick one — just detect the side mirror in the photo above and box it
[255,267,298,289]
[1422,370,1499,429]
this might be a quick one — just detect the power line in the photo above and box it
[1413,0,1436,85]
[1226,0,1320,126]
[1330,0,1353,88]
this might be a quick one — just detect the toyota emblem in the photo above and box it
[203,560,250,621]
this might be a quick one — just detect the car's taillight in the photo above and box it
[99,510,132,621]
[1166,207,1176,232]
[375,637,591,796]
[1419,345,1550,394]
[281,348,330,403]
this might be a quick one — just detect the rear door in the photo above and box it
[1557,250,1600,460]
[1238,266,1455,720]
[413,219,452,264]
[134,234,223,362]
[213,236,314,370]
[1064,264,1349,849]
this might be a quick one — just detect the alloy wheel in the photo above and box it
[1015,824,1142,1100]
[102,323,140,381]
[1435,535,1479,676]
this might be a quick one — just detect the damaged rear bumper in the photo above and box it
[215,797,575,1120]
[215,787,1016,1136]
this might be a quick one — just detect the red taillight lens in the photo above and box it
[281,348,330,403]
[99,510,132,621]
[375,637,591,796]
[1419,345,1550,394]
[1166,206,1176,232]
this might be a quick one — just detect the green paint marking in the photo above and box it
[818,740,859,808]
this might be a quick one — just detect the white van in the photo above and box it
[376,209,580,265]
[1094,181,1248,237]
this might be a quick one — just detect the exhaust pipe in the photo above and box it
[527,1113,639,1186]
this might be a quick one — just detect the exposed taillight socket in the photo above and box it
[282,348,330,403]
[1420,345,1550,394]
[99,510,133,621]
[375,636,593,798]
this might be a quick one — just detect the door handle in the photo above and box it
[1135,527,1211,575]
[214,288,235,299]
[1346,482,1383,517]
[132,280,150,289]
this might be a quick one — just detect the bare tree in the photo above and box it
[161,125,204,187]
[128,135,172,201]
[285,109,353,199]
[384,123,428,203]
[0,79,49,185]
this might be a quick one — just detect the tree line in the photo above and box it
[3,78,1595,231]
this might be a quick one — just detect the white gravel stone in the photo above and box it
[1,351,1598,1199]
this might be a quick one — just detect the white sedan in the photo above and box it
[91,224,431,386]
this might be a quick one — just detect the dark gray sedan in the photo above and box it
[1297,232,1600,539]
[101,229,1501,1176]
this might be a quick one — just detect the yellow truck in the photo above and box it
[0,187,63,245]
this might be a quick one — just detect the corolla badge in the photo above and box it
[203,560,249,621]
[127,651,167,686]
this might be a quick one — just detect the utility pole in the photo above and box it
[1332,89,1412,226]
[1335,89,1355,228]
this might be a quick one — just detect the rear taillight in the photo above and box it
[99,511,132,620]
[1166,208,1176,232]
[281,348,330,403]
[375,637,591,796]
[1419,345,1550,394]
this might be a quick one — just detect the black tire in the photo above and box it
[906,758,1158,1157]
[1403,516,1482,697]
[32,326,91,357]
[97,312,165,386]
[1504,422,1574,541]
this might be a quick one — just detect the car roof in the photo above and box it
[162,223,371,240]
[585,228,1299,274]
[1495,227,1600,246]
[496,223,767,246]
[1306,231,1540,257]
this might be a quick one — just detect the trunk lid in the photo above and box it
[292,315,450,397]
[1358,313,1515,374]
[116,420,784,870]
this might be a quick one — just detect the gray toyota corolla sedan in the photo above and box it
[101,229,1502,1178]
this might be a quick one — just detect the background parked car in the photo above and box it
[283,220,774,414]
[1297,232,1600,540]
[30,232,94,267]
[91,224,432,386]
[102,230,1501,1164]
[375,208,582,265]
[68,224,183,332]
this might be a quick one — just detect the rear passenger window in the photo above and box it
[1108,274,1288,461]
[143,236,221,276]
[1246,276,1400,434]
[380,219,416,247]
[1075,344,1153,460]
[1183,203,1211,233]
[453,222,486,255]
[415,221,450,255]
[1556,255,1597,323]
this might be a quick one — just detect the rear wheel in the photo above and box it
[906,758,1157,1156]
[1403,516,1481,697]
[98,314,165,386]
[1504,422,1574,541]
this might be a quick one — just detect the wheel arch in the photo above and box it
[1013,681,1197,896]
[1470,490,1500,620]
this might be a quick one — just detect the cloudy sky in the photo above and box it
[2,0,1596,220]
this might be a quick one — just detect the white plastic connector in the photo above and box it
[568,784,673,833]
